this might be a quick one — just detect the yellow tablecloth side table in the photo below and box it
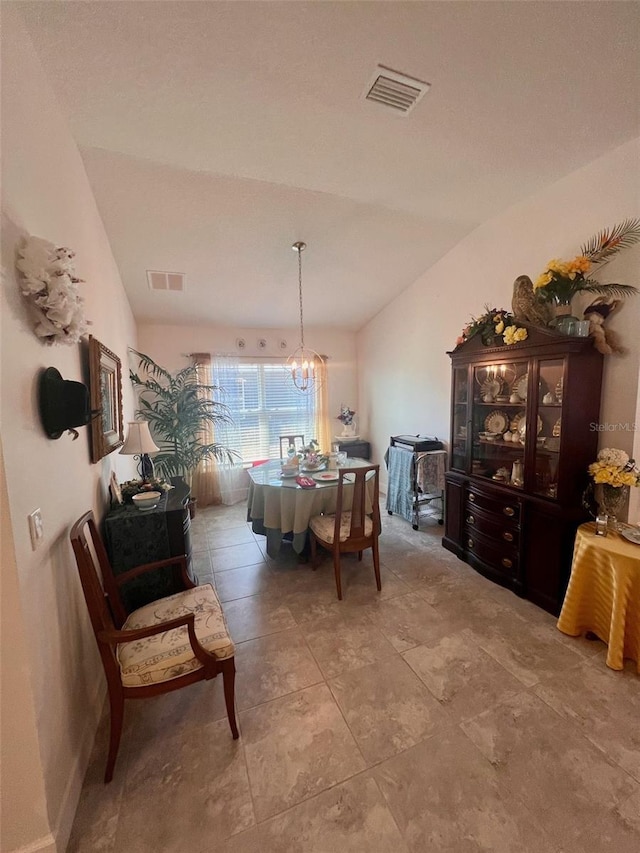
[557,522,640,672]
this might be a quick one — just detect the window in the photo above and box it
[212,359,315,463]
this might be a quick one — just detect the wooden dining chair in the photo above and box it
[279,434,305,459]
[309,464,381,600]
[70,510,238,783]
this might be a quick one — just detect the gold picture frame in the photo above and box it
[89,336,124,463]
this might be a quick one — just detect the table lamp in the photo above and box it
[120,420,159,481]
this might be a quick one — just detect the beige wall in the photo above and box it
[1,10,138,851]
[2,8,638,852]
[137,324,358,448]
[358,138,640,517]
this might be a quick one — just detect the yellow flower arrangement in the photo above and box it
[588,449,640,488]
[503,325,528,346]
[455,307,527,348]
[533,219,640,304]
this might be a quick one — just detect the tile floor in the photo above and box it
[68,502,640,852]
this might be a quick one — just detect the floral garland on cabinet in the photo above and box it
[455,307,528,349]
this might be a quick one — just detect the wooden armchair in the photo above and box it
[70,510,238,783]
[309,464,382,600]
[279,434,305,459]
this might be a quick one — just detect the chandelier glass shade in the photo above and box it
[287,241,324,393]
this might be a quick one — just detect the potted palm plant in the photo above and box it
[129,351,237,509]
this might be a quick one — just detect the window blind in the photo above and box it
[212,359,315,463]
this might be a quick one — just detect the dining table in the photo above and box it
[247,458,374,558]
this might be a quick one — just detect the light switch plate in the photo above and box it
[28,508,44,550]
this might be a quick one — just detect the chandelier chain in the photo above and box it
[297,246,305,349]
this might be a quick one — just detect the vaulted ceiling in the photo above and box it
[16,1,639,329]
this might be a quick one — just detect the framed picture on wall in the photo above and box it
[89,336,124,463]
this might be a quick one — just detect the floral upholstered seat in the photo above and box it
[71,511,238,783]
[309,512,373,544]
[308,464,381,600]
[117,583,234,687]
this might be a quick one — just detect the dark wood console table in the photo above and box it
[336,439,371,460]
[103,476,194,611]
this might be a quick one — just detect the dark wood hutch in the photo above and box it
[442,324,603,615]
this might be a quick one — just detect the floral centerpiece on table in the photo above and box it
[120,478,173,503]
[533,219,640,307]
[588,448,640,488]
[587,448,640,527]
[298,439,328,469]
[455,307,528,348]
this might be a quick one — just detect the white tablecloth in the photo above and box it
[247,459,374,556]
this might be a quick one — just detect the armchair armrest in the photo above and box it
[98,611,216,667]
[115,554,195,590]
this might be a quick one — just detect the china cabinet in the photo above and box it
[442,325,603,614]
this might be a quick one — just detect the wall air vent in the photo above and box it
[146,270,185,292]
[363,65,430,114]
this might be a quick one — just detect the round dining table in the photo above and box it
[247,458,374,558]
[557,522,640,672]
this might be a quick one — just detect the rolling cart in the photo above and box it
[385,435,446,529]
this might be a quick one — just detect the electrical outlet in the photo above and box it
[28,508,44,550]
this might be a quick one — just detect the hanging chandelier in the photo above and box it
[287,241,324,392]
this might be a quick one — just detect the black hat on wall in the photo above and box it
[39,367,91,439]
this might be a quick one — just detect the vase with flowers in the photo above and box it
[534,219,640,333]
[588,448,640,530]
[337,405,356,437]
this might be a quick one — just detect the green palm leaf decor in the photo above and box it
[580,218,640,266]
[130,350,237,485]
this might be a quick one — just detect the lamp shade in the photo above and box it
[119,421,159,455]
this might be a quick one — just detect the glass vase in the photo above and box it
[597,483,629,531]
[549,294,579,335]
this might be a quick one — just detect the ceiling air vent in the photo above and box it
[363,65,430,114]
[146,270,185,292]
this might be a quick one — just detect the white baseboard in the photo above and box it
[50,679,107,853]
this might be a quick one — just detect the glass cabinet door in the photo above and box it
[471,361,527,489]
[451,366,469,471]
[532,358,564,499]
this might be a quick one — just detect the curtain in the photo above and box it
[315,356,331,453]
[191,353,222,506]
[211,353,248,505]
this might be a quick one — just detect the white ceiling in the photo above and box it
[16,1,640,330]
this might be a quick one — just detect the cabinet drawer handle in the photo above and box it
[467,514,475,525]
[503,506,515,517]
[501,557,513,569]
[468,494,476,503]
[468,538,474,549]
[502,531,514,542]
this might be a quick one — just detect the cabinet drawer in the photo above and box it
[466,486,520,522]
[464,504,520,547]
[463,526,519,577]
